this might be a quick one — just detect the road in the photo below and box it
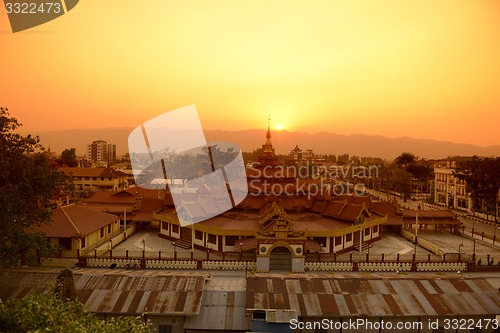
[368,189,500,247]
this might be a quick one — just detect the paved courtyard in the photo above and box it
[109,228,441,262]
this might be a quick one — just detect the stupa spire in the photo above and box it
[266,115,272,140]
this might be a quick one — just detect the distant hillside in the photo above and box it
[32,127,500,160]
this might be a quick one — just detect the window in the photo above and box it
[59,238,72,250]
[100,227,104,238]
[81,237,86,248]
[334,236,342,246]
[162,222,169,231]
[101,177,104,181]
[108,225,111,234]
[225,236,238,246]
[252,310,266,320]
[85,177,89,180]
[365,228,370,236]
[93,177,97,180]
[195,230,203,240]
[345,233,352,242]
[315,237,326,247]
[172,225,179,233]
[373,225,379,233]
[158,325,172,333]
[208,234,216,244]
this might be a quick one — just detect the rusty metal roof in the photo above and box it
[184,290,249,330]
[0,269,209,316]
[246,275,500,317]
[184,275,250,331]
[0,269,57,300]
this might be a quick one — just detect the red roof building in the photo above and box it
[154,125,393,272]
[36,205,120,257]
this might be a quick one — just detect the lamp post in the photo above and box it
[141,239,145,258]
[172,242,176,260]
[472,220,477,238]
[458,243,463,261]
[240,241,247,278]
[473,239,477,262]
[494,227,499,245]
[414,213,419,256]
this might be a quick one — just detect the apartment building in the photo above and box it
[86,140,116,165]
[434,158,473,211]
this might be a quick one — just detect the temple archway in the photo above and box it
[269,246,292,271]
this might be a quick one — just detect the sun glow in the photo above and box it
[277,124,284,130]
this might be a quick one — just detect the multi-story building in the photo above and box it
[86,140,116,165]
[434,157,473,211]
[154,125,389,272]
[59,167,129,193]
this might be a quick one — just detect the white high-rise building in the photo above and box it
[86,140,116,164]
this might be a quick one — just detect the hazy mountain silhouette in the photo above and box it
[33,127,500,160]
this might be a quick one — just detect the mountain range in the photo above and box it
[31,127,500,161]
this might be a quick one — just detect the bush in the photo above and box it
[0,293,151,332]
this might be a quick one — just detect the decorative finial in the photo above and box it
[266,115,272,140]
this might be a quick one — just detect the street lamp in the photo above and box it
[494,226,499,245]
[458,243,463,261]
[473,239,477,262]
[240,242,248,278]
[414,213,419,256]
[172,242,176,260]
[141,239,145,259]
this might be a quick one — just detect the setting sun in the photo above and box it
[1,0,499,146]
[277,124,284,130]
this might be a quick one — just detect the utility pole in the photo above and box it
[414,213,419,255]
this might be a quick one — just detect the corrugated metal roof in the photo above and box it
[76,271,207,315]
[178,274,250,331]
[246,275,500,317]
[0,269,208,316]
[183,290,250,330]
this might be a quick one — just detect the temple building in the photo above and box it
[154,123,390,272]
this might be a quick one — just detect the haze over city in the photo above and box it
[1,1,500,147]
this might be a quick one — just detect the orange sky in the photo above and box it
[1,1,499,146]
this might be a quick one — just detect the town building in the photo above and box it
[1,269,499,333]
[36,204,121,257]
[82,186,171,231]
[86,140,116,166]
[154,125,390,272]
[433,158,473,211]
[59,167,129,193]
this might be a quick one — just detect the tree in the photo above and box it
[455,156,500,218]
[59,148,78,167]
[0,107,69,266]
[394,152,417,169]
[337,153,350,165]
[389,167,412,199]
[0,293,151,332]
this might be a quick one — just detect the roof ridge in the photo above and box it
[61,206,82,236]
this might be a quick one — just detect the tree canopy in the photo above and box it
[454,156,500,215]
[0,107,69,266]
[59,148,78,167]
[0,292,151,332]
